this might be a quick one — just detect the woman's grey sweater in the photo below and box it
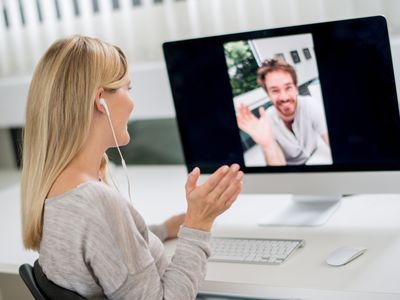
[39,180,210,299]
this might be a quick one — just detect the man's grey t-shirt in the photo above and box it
[39,181,210,299]
[267,96,328,165]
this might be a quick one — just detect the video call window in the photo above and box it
[224,33,332,167]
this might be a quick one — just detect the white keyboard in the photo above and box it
[209,237,304,265]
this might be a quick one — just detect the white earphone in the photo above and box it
[99,98,110,116]
[99,97,132,203]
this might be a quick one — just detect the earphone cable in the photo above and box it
[104,112,133,203]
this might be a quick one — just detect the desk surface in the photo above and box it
[1,165,400,299]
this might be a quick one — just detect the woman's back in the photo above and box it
[40,181,171,298]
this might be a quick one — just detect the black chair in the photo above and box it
[19,260,85,300]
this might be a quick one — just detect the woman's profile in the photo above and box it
[20,35,243,299]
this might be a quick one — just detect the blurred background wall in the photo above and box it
[0,0,400,168]
[1,0,400,78]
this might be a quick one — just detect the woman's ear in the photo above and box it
[94,88,106,114]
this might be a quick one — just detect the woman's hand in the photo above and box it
[183,164,243,232]
[163,213,186,239]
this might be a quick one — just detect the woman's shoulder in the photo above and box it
[43,180,137,239]
[46,180,128,212]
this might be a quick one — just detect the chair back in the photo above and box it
[19,263,47,300]
[19,260,85,300]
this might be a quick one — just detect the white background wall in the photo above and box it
[1,0,400,169]
[1,0,400,124]
[1,0,400,79]
[252,33,318,85]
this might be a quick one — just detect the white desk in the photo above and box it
[1,166,400,300]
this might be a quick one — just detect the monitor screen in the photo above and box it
[163,16,400,175]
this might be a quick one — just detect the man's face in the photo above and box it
[264,70,298,123]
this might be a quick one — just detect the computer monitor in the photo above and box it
[163,16,400,226]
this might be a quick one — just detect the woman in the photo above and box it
[21,35,243,299]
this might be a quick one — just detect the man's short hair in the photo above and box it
[257,59,298,92]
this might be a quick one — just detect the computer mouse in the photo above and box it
[326,246,367,266]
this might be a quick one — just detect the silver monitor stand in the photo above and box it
[257,195,342,226]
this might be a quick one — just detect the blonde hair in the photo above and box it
[21,35,129,250]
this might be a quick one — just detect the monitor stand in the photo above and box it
[258,195,342,226]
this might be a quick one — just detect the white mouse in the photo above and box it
[326,246,367,266]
